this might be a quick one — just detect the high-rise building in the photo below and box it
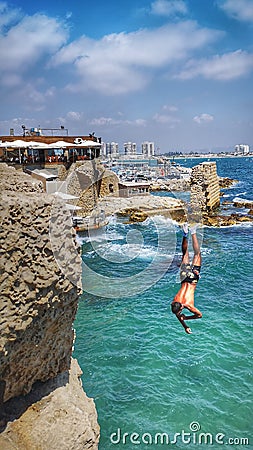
[101,142,107,157]
[141,141,155,157]
[124,142,137,155]
[106,142,119,158]
[235,144,250,155]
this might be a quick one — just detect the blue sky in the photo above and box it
[0,0,253,153]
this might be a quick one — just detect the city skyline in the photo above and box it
[0,0,253,153]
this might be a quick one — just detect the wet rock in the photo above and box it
[203,213,252,227]
[129,210,149,222]
[233,200,253,209]
[219,177,238,188]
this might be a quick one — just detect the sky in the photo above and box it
[0,0,253,153]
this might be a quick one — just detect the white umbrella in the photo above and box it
[0,141,10,148]
[75,139,102,147]
[48,141,73,148]
[3,140,30,148]
[27,141,49,148]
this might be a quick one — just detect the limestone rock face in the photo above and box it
[0,165,99,448]
[0,191,81,403]
[0,166,82,404]
[0,163,44,193]
[0,358,100,450]
[98,194,185,218]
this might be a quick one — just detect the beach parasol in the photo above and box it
[75,139,102,147]
[27,141,49,148]
[2,140,30,148]
[48,141,74,148]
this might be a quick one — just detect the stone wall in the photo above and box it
[190,162,220,211]
[99,169,119,198]
[0,165,99,448]
[63,161,119,216]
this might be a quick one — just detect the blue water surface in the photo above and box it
[74,157,253,450]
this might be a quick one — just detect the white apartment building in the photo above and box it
[235,144,250,155]
[106,142,119,158]
[124,142,137,155]
[142,141,155,157]
[101,142,107,157]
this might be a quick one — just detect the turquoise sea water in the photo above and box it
[74,157,253,449]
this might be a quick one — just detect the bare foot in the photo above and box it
[185,327,192,334]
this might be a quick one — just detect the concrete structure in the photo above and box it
[106,142,119,158]
[190,162,220,211]
[124,142,137,155]
[142,141,155,157]
[119,181,150,197]
[234,144,250,155]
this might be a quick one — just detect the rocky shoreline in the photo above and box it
[97,182,253,226]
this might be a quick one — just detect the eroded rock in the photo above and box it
[0,165,99,449]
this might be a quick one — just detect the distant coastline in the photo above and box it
[163,153,253,159]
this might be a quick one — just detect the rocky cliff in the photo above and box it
[0,164,99,449]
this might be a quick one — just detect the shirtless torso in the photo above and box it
[172,282,202,334]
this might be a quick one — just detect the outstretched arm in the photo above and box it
[176,313,192,334]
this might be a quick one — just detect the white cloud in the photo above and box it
[88,117,147,127]
[153,113,181,125]
[53,21,221,95]
[0,1,22,32]
[219,0,253,22]
[163,104,178,112]
[0,11,68,73]
[150,0,187,16]
[135,119,147,126]
[177,50,253,80]
[193,113,214,124]
[66,111,83,121]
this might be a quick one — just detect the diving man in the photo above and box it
[171,224,202,334]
